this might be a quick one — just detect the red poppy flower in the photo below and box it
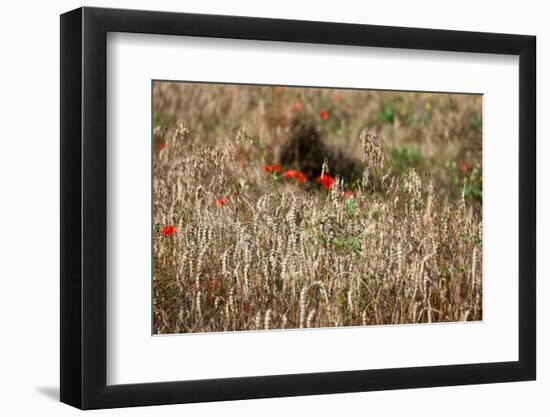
[159,143,166,150]
[317,174,335,190]
[459,163,469,174]
[292,100,302,111]
[263,164,282,174]
[319,110,329,121]
[342,191,354,200]
[295,172,307,184]
[284,170,307,184]
[162,225,176,237]
[215,197,227,207]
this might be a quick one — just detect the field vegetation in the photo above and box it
[153,82,482,334]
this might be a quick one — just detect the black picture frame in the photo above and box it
[60,6,536,410]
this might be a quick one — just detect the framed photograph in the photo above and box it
[60,6,536,409]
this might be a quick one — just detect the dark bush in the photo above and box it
[280,117,360,183]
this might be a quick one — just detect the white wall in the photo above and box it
[0,0,546,415]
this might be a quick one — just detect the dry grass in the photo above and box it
[153,82,482,334]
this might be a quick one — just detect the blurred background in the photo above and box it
[154,82,482,205]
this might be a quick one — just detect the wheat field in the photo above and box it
[152,82,482,334]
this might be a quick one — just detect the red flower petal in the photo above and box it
[317,174,335,190]
[215,197,227,207]
[162,225,176,237]
[295,172,306,184]
[284,170,307,184]
[264,164,282,174]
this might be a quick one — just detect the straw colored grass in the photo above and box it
[153,83,482,334]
